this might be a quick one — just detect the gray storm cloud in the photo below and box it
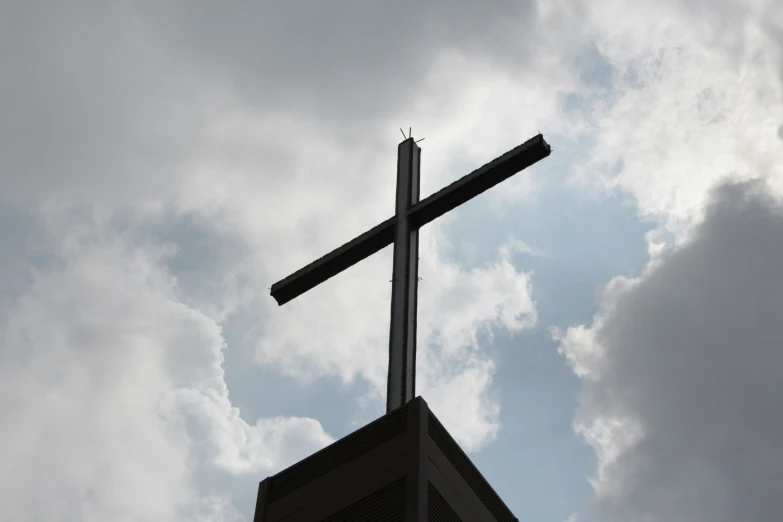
[152,0,542,127]
[0,1,548,207]
[558,179,783,522]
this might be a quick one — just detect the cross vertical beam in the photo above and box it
[387,137,421,413]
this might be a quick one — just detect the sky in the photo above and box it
[1,1,782,521]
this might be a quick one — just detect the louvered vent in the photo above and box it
[269,405,409,501]
[321,477,406,522]
[427,481,462,522]
[428,412,516,522]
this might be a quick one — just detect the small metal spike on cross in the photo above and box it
[401,127,425,143]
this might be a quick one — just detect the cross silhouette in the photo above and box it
[270,131,551,413]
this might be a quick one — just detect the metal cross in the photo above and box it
[270,132,551,413]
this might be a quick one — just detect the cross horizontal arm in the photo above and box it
[270,216,396,305]
[408,133,550,229]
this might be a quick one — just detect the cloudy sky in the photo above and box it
[2,1,782,521]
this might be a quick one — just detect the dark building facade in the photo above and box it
[253,396,518,522]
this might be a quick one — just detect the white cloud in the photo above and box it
[0,211,333,521]
[416,233,538,452]
[556,180,783,521]
[573,0,783,244]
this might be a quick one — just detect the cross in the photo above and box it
[270,131,551,414]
